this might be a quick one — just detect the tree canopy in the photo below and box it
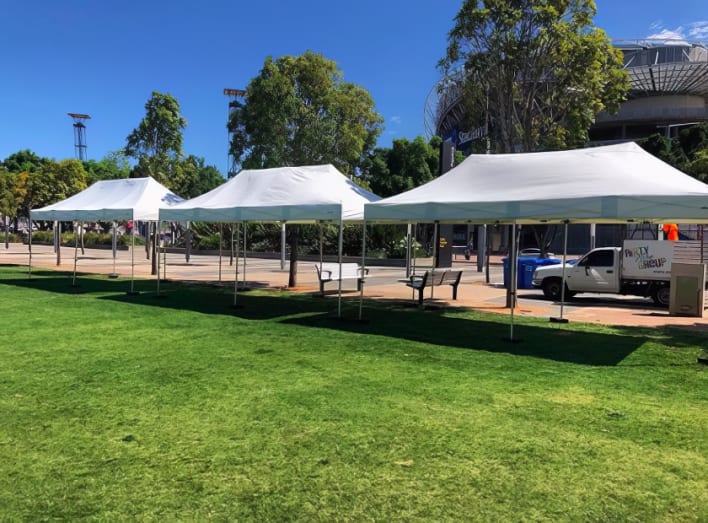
[362,136,465,198]
[228,51,383,175]
[640,123,708,182]
[2,149,48,173]
[125,91,188,186]
[14,159,87,218]
[83,151,131,185]
[442,0,629,153]
[170,155,224,199]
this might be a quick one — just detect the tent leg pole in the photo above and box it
[406,223,412,278]
[111,221,117,276]
[57,221,62,266]
[163,226,167,280]
[73,222,79,287]
[233,223,240,307]
[359,221,366,321]
[430,223,438,302]
[243,223,247,287]
[337,216,343,319]
[28,218,33,280]
[185,222,191,263]
[551,221,570,324]
[156,222,161,296]
[230,224,234,266]
[130,224,135,294]
[411,224,417,300]
[281,223,286,271]
[218,223,223,283]
[509,221,518,341]
[318,223,324,295]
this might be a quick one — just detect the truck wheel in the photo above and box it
[542,279,574,301]
[542,279,563,300]
[652,285,670,307]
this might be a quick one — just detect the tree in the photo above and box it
[0,170,16,246]
[442,1,630,305]
[2,149,49,173]
[364,136,455,198]
[17,159,87,221]
[125,91,187,187]
[229,51,382,175]
[442,0,629,153]
[229,51,383,286]
[170,155,224,199]
[640,123,708,182]
[83,151,131,185]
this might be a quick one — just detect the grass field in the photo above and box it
[0,266,706,521]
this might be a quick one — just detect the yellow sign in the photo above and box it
[439,237,448,248]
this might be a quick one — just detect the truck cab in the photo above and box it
[532,247,621,300]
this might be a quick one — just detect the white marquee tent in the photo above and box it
[364,142,708,338]
[31,177,183,222]
[365,142,708,224]
[160,164,379,223]
[160,164,381,315]
[30,177,184,290]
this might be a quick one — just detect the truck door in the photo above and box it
[566,249,620,292]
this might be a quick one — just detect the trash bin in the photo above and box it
[520,257,562,289]
[504,257,562,289]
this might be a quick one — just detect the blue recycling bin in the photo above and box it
[504,257,562,289]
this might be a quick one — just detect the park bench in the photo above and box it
[314,262,368,294]
[405,269,463,306]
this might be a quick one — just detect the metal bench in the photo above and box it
[314,262,368,294]
[405,269,463,305]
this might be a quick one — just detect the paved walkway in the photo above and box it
[2,242,706,331]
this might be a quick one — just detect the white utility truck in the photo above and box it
[532,240,705,307]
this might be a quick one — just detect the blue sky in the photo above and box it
[1,1,707,175]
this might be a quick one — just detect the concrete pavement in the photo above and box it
[2,242,706,331]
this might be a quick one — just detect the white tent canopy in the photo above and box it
[365,142,708,224]
[160,164,380,223]
[31,177,184,222]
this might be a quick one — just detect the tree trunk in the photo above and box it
[505,225,520,309]
[80,223,85,255]
[288,225,299,287]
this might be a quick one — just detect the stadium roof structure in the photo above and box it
[425,39,708,143]
[615,39,708,97]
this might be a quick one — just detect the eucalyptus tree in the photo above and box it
[229,51,383,286]
[125,91,187,187]
[442,0,630,304]
[442,0,629,153]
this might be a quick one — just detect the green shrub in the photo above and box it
[195,233,222,250]
[386,238,424,259]
[118,234,145,246]
[1,233,22,243]
[26,231,144,248]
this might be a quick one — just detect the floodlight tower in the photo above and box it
[223,88,246,178]
[68,113,91,161]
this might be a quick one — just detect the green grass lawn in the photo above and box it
[0,266,706,521]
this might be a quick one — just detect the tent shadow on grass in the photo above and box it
[1,268,699,367]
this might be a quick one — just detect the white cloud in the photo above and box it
[688,21,708,40]
[646,27,686,41]
[390,116,402,124]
